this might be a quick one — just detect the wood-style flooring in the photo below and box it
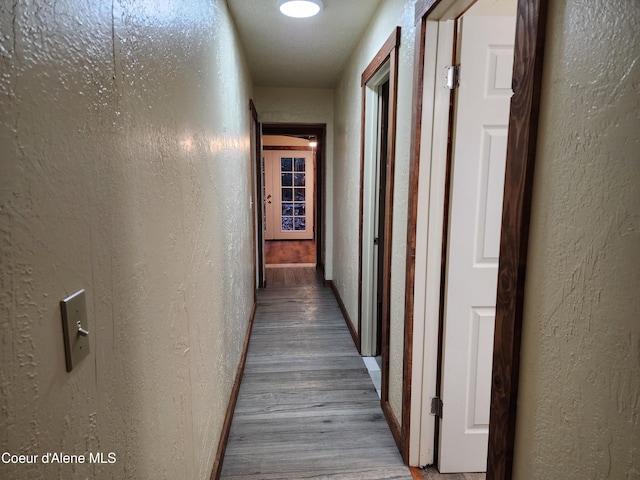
[265,239,316,265]
[265,266,323,287]
[219,270,412,479]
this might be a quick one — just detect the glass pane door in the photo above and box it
[264,150,314,240]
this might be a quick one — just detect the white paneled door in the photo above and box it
[438,14,516,473]
[264,150,314,240]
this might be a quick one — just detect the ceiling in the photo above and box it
[226,0,383,88]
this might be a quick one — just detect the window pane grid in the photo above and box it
[280,156,307,231]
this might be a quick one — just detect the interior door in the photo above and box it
[264,150,314,240]
[438,14,516,473]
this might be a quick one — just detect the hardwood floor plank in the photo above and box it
[219,272,411,479]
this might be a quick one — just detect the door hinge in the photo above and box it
[445,65,460,90]
[430,396,443,418]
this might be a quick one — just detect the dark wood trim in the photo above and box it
[362,27,402,86]
[328,280,359,351]
[249,99,258,122]
[402,0,548,477]
[249,100,264,290]
[262,124,326,273]
[415,0,474,23]
[400,13,428,461]
[357,84,367,354]
[380,30,400,411]
[210,301,257,480]
[262,145,314,151]
[262,124,325,134]
[414,0,439,23]
[488,2,548,479]
[382,397,404,458]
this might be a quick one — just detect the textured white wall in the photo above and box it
[253,87,335,278]
[332,0,416,420]
[0,1,254,479]
[513,1,640,478]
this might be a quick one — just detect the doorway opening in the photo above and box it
[259,124,326,286]
[250,100,263,291]
[263,138,316,267]
[358,26,402,452]
[361,68,391,358]
[402,0,548,477]
[404,0,518,472]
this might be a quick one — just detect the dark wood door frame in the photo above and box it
[402,0,548,477]
[357,26,402,452]
[261,123,326,275]
[375,79,390,357]
[249,100,264,290]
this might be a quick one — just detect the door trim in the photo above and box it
[486,4,548,477]
[403,0,548,476]
[261,124,326,275]
[250,100,263,291]
[263,146,314,151]
[357,26,403,455]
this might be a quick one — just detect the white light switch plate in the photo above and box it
[60,289,90,372]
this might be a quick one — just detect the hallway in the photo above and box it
[219,268,411,479]
[1,1,637,479]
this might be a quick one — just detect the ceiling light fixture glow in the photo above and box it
[278,0,323,18]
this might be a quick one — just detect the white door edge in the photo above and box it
[409,17,459,467]
[361,63,390,356]
[409,0,488,466]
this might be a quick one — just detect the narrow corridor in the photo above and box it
[219,268,411,479]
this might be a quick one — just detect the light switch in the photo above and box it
[60,289,90,372]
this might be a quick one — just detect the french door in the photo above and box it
[264,150,314,240]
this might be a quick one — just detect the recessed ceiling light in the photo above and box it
[278,0,323,18]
